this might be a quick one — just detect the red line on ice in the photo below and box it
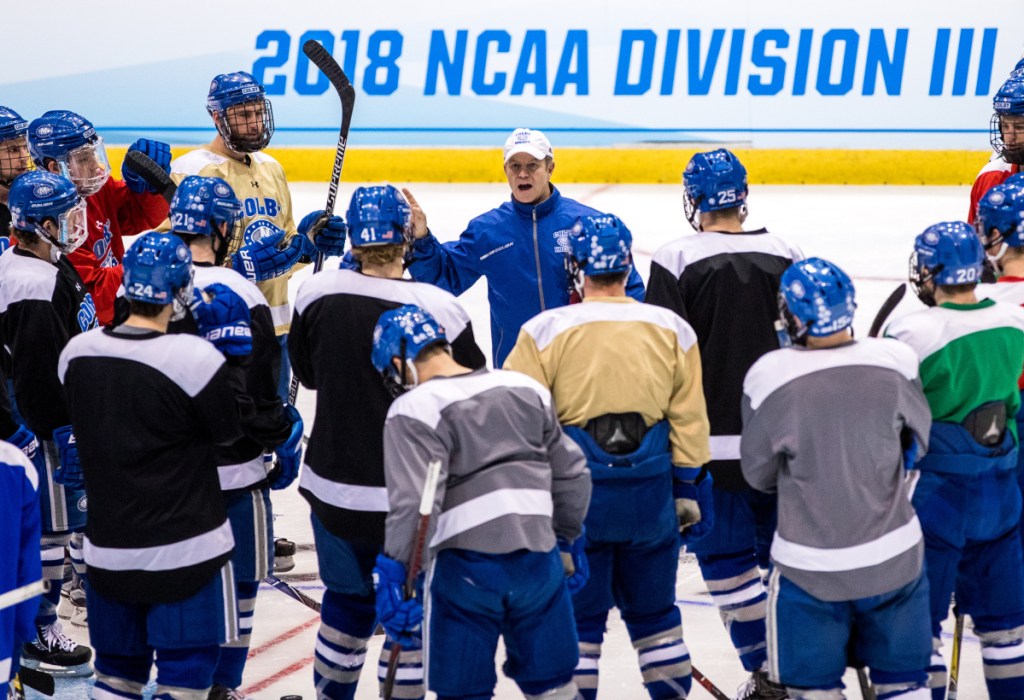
[247,615,319,659]
[243,656,314,695]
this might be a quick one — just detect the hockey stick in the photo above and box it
[0,578,47,611]
[691,666,731,700]
[123,149,177,204]
[867,283,907,338]
[285,40,356,409]
[264,574,322,614]
[947,605,964,700]
[382,458,442,700]
[856,668,876,700]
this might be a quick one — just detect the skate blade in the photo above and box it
[19,658,94,678]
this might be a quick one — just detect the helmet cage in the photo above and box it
[213,98,275,154]
[0,133,32,188]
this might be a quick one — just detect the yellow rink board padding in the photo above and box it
[106,146,993,186]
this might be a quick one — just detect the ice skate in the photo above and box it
[21,621,93,678]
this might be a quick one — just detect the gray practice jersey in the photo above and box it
[382,368,591,566]
[740,338,931,602]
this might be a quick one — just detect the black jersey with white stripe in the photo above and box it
[646,229,802,489]
[0,247,97,437]
[58,326,245,603]
[289,269,486,545]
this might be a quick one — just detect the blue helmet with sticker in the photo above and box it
[0,106,28,143]
[346,185,412,248]
[682,148,749,230]
[207,71,274,153]
[991,76,1024,164]
[568,214,633,277]
[170,176,243,237]
[28,110,110,196]
[371,304,449,392]
[910,221,985,305]
[0,106,31,187]
[976,182,1024,251]
[7,171,88,253]
[778,258,856,343]
[122,232,194,313]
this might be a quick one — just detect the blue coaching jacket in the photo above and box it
[407,186,645,367]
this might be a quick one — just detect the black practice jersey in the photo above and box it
[0,248,97,437]
[289,269,486,545]
[646,229,802,489]
[59,326,245,603]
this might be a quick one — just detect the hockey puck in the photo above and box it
[280,696,302,700]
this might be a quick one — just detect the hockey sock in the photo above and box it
[314,590,377,700]
[212,579,259,688]
[975,621,1024,700]
[869,668,930,700]
[93,653,151,700]
[697,551,768,672]
[924,636,947,700]
[35,541,65,627]
[625,606,692,699]
[378,637,425,699]
[152,645,219,700]
[70,532,86,579]
[574,612,607,700]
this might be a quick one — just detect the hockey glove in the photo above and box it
[269,404,304,490]
[557,529,590,595]
[373,554,423,647]
[190,283,253,357]
[674,466,714,546]
[122,139,172,194]
[52,425,85,488]
[230,231,316,283]
[298,209,348,258]
[7,423,45,475]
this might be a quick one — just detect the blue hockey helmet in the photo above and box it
[910,222,985,305]
[568,214,634,278]
[371,304,449,392]
[28,110,110,196]
[206,71,274,153]
[122,232,194,320]
[682,148,748,230]
[346,185,412,248]
[991,76,1024,164]
[976,182,1024,254]
[169,176,243,266]
[0,106,32,187]
[7,171,88,253]
[778,258,856,343]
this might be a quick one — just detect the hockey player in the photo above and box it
[742,258,932,699]
[969,74,1024,226]
[372,304,591,700]
[28,110,171,325]
[645,148,801,699]
[288,185,485,699]
[59,232,245,700]
[0,442,42,698]
[168,70,345,398]
[0,171,95,677]
[0,107,32,248]
[885,222,1024,700]
[167,176,302,700]
[504,214,711,700]
[405,127,645,367]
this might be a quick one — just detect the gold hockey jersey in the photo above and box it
[167,148,302,334]
[504,296,711,468]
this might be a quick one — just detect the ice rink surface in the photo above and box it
[38,182,990,699]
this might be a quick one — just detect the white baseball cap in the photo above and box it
[503,128,553,163]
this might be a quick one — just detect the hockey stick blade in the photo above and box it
[123,150,177,204]
[302,40,354,97]
[867,283,907,338]
[264,574,322,614]
[18,666,56,696]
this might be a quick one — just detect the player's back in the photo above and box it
[886,300,1024,428]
